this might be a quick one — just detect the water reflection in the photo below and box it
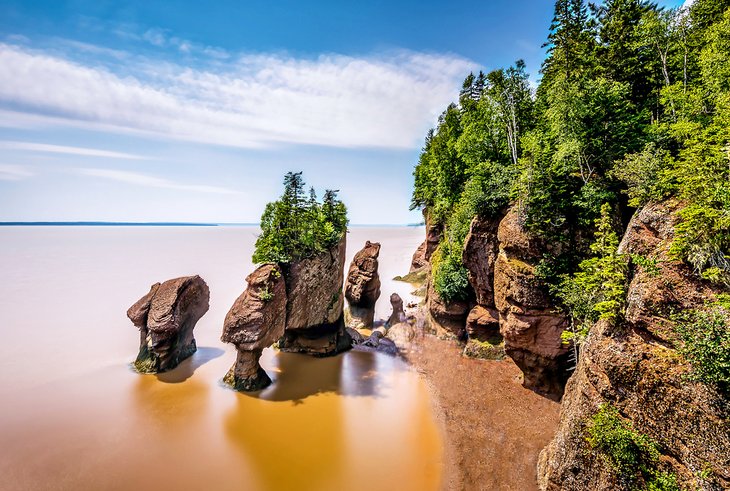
[249,350,387,403]
[154,346,225,384]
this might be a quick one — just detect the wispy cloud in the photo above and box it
[76,168,239,194]
[0,42,474,150]
[0,164,34,180]
[0,141,147,159]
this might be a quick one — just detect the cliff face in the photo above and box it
[278,235,352,356]
[538,201,730,490]
[493,209,570,399]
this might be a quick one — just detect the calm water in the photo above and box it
[0,226,442,491]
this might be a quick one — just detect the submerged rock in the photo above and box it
[278,236,352,356]
[345,241,381,328]
[221,264,287,391]
[127,275,210,373]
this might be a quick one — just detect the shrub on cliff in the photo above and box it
[587,404,679,490]
[674,304,730,394]
[252,172,348,264]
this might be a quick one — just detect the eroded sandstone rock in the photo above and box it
[127,275,209,373]
[345,241,381,328]
[278,236,352,356]
[386,293,406,327]
[427,281,469,340]
[410,241,429,272]
[462,215,502,307]
[538,201,730,490]
[494,208,569,398]
[221,264,287,391]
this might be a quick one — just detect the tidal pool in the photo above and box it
[0,225,441,491]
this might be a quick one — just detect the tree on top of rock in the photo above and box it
[252,172,349,265]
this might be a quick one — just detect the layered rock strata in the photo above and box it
[538,201,730,490]
[345,241,381,328]
[221,264,287,391]
[127,275,210,373]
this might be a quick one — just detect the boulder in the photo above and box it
[466,305,501,341]
[221,264,287,391]
[386,293,406,327]
[494,208,570,398]
[278,236,352,356]
[127,275,209,373]
[427,281,469,340]
[345,241,381,328]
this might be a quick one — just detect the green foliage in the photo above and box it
[587,404,659,475]
[259,286,274,302]
[252,172,348,264]
[674,305,730,393]
[611,143,675,207]
[431,243,471,303]
[630,254,662,278]
[587,403,678,487]
[410,0,730,310]
[555,204,628,346]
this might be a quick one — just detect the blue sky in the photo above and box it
[0,0,686,224]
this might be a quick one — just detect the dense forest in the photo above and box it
[253,172,348,264]
[411,0,729,389]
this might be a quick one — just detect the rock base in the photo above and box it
[133,337,197,373]
[278,316,352,357]
[223,349,272,392]
[347,305,375,329]
[223,366,272,392]
[463,339,505,360]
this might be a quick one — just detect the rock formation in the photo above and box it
[278,236,352,356]
[426,281,470,340]
[345,241,381,328]
[127,275,210,373]
[494,208,570,398]
[462,214,501,307]
[410,212,443,272]
[221,264,287,391]
[538,201,729,490]
[386,293,406,327]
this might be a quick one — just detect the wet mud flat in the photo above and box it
[402,333,561,491]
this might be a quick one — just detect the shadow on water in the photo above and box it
[247,349,393,403]
[155,346,225,384]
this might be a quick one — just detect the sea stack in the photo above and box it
[278,235,352,356]
[221,264,287,391]
[345,241,381,328]
[386,293,405,327]
[127,275,210,373]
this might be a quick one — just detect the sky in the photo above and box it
[0,0,687,224]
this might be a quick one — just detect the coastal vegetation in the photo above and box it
[253,172,348,264]
[410,0,730,374]
[587,404,679,490]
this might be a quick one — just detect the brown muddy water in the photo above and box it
[0,226,441,491]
